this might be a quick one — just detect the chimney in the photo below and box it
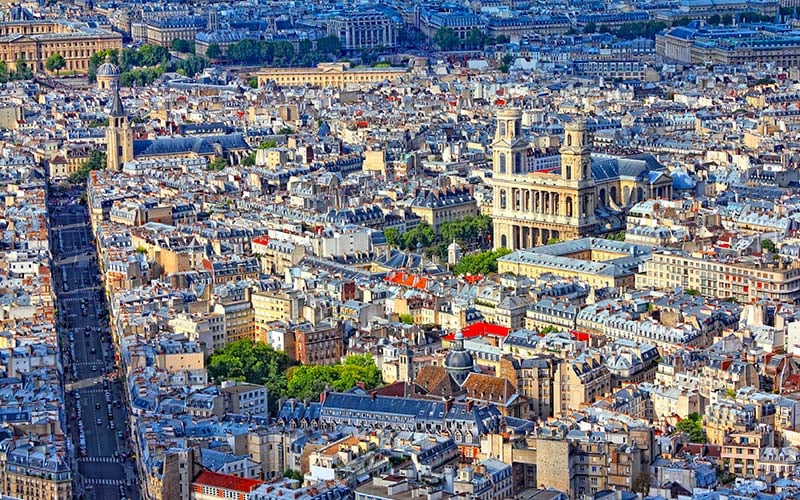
[370,391,376,401]
[320,390,327,404]
[445,399,452,412]
[466,401,473,412]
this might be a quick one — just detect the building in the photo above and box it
[656,25,800,66]
[144,16,206,47]
[410,187,478,234]
[0,19,121,73]
[497,238,652,289]
[637,250,800,302]
[295,320,344,366]
[256,62,407,89]
[0,440,72,500]
[221,381,268,417]
[491,109,672,250]
[191,470,262,500]
[106,84,133,171]
[326,11,398,52]
[553,353,611,416]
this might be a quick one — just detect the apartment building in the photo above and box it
[637,250,800,302]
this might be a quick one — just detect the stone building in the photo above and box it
[491,108,672,250]
[0,19,121,73]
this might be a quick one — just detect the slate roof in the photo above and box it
[133,133,250,157]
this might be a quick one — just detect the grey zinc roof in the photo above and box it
[133,133,249,157]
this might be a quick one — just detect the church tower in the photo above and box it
[106,83,133,171]
[560,118,591,182]
[492,107,527,176]
[399,345,414,382]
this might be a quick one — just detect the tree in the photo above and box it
[708,14,721,25]
[686,288,701,296]
[499,53,513,73]
[259,140,277,149]
[247,77,258,89]
[208,158,227,171]
[671,17,693,27]
[241,152,256,166]
[632,471,651,497]
[285,354,382,400]
[546,237,561,245]
[453,248,512,276]
[674,413,707,443]
[283,470,303,481]
[68,150,107,184]
[171,38,194,53]
[384,227,400,248]
[278,126,295,135]
[401,222,435,250]
[721,14,733,25]
[205,43,221,59]
[494,34,510,44]
[761,238,776,253]
[399,313,414,325]
[434,27,460,51]
[316,35,341,55]
[45,52,66,75]
[13,59,32,80]
[0,61,9,84]
[583,22,597,34]
[207,340,293,412]
[466,28,485,49]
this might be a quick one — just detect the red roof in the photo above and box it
[253,236,270,246]
[443,321,510,341]
[570,330,591,342]
[385,271,428,290]
[193,471,262,493]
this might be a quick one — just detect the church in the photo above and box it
[102,62,250,171]
[491,108,673,250]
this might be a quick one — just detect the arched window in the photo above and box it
[582,162,589,179]
[499,122,506,137]
[501,235,507,247]
[567,134,572,147]
[499,153,506,173]
[566,197,573,217]
[566,165,572,179]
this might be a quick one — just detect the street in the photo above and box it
[49,199,140,500]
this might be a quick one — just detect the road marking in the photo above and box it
[83,478,126,485]
[79,456,121,463]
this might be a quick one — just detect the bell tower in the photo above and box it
[106,83,133,171]
[560,118,591,182]
[492,107,527,176]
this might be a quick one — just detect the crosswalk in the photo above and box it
[79,456,120,464]
[83,477,126,485]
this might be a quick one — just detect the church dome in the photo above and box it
[445,332,474,383]
[97,62,120,77]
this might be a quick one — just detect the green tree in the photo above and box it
[259,140,277,149]
[207,340,293,412]
[272,41,295,65]
[241,151,256,166]
[453,248,512,276]
[399,313,414,325]
[283,470,303,481]
[316,36,342,55]
[171,38,194,53]
[686,288,701,296]
[208,158,227,171]
[45,52,66,75]
[247,77,259,89]
[13,59,32,80]
[583,22,597,34]
[761,238,776,253]
[671,17,693,27]
[674,413,707,443]
[721,14,733,25]
[546,237,561,245]
[499,53,513,73]
[285,354,382,400]
[466,28,485,49]
[205,43,222,59]
[708,14,721,25]
[278,126,295,135]
[434,27,460,51]
[632,471,651,497]
[0,61,9,83]
[495,34,510,44]
[68,150,107,184]
[384,227,400,248]
[401,223,435,250]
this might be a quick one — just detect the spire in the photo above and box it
[109,82,125,118]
